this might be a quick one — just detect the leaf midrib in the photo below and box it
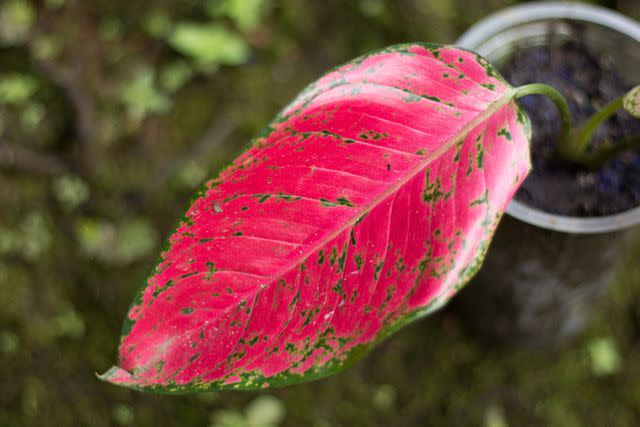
[268,88,517,285]
[204,88,518,385]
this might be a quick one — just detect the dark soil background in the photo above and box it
[2,1,640,426]
[503,36,640,216]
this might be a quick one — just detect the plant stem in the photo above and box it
[570,95,625,159]
[514,83,573,156]
[514,84,631,163]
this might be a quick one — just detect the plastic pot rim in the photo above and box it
[456,1,640,234]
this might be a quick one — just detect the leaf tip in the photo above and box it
[97,366,136,388]
[623,85,640,119]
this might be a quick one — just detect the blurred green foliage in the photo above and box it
[75,217,158,265]
[208,0,271,33]
[1,0,640,426]
[0,0,34,45]
[210,395,286,427]
[119,68,171,122]
[53,175,90,211]
[168,23,251,69]
[0,73,38,105]
[588,336,622,376]
[159,60,194,93]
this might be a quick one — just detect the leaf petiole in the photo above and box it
[514,83,574,158]
[570,95,625,161]
[514,83,640,164]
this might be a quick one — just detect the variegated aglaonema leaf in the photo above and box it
[623,85,640,119]
[100,43,532,392]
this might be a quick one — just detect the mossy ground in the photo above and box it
[1,1,640,425]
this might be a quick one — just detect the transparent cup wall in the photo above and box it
[453,3,640,347]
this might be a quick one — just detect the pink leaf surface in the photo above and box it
[100,43,532,392]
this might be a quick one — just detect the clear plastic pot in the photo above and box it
[453,2,640,347]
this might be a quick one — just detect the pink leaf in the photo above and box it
[99,43,531,392]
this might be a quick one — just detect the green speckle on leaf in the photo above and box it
[422,170,452,204]
[373,260,384,280]
[470,189,489,207]
[332,279,344,296]
[338,244,347,271]
[354,254,363,270]
[329,247,338,267]
[475,142,484,169]
[497,128,512,141]
[321,197,354,207]
[355,213,368,225]
[336,197,354,207]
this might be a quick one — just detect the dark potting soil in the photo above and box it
[500,36,640,217]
